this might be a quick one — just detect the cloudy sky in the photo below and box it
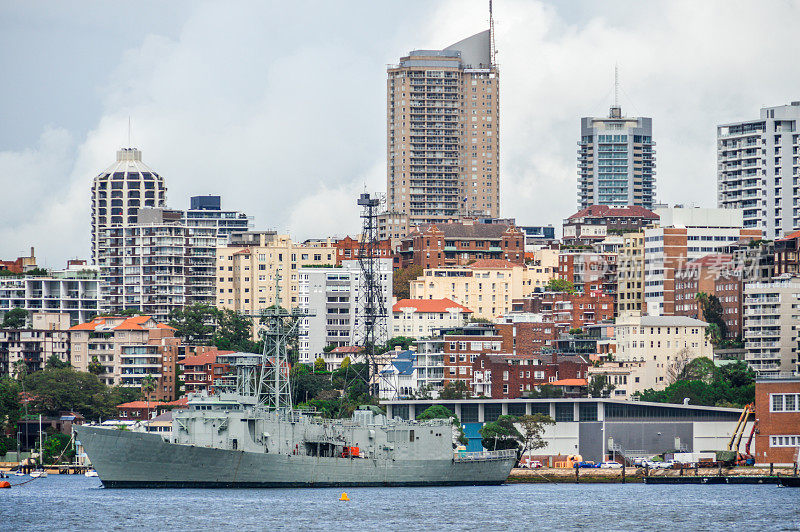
[2,0,799,267]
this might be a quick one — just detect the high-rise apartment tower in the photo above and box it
[387,30,499,233]
[578,105,656,209]
[91,148,167,264]
[717,101,800,239]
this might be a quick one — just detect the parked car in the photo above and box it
[643,460,673,469]
[599,461,623,469]
[574,461,599,468]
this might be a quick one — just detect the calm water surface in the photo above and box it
[1,475,799,531]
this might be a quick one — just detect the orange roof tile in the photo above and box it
[331,346,364,353]
[469,259,519,269]
[116,401,162,409]
[182,350,231,367]
[393,298,473,314]
[69,315,172,332]
[778,230,800,241]
[549,378,588,386]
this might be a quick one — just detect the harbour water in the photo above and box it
[1,475,798,531]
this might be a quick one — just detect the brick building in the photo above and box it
[181,349,234,395]
[754,377,800,465]
[774,230,800,276]
[562,205,658,246]
[557,250,617,301]
[0,247,37,274]
[399,220,525,268]
[439,324,503,388]
[334,236,398,268]
[674,254,743,337]
[472,352,588,399]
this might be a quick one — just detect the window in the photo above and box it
[771,393,799,412]
[771,435,800,447]
[555,403,574,422]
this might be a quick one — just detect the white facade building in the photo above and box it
[0,264,101,326]
[391,298,472,339]
[743,277,800,376]
[298,259,393,364]
[718,101,800,239]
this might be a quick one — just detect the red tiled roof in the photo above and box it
[393,298,473,314]
[549,378,588,386]
[567,205,658,221]
[69,315,170,332]
[182,350,231,367]
[116,401,162,409]
[331,346,364,353]
[778,230,800,241]
[469,259,519,269]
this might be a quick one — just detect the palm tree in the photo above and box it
[140,375,158,421]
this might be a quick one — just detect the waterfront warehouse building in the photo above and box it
[383,398,749,462]
[387,30,499,232]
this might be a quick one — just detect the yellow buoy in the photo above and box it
[339,492,349,501]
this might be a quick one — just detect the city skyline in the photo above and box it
[2,1,800,266]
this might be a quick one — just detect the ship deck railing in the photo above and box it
[454,449,516,462]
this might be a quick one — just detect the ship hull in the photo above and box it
[75,426,515,488]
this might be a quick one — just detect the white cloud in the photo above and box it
[2,0,800,265]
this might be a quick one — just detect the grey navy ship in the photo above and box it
[75,309,515,488]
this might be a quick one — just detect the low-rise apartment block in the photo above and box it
[472,352,588,399]
[0,313,71,377]
[563,205,658,246]
[410,259,524,320]
[391,298,472,339]
[616,231,645,315]
[0,262,101,326]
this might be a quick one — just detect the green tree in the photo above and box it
[340,356,351,369]
[140,375,157,403]
[588,375,616,398]
[43,433,74,464]
[45,354,70,370]
[516,414,555,457]
[526,384,563,399]
[2,308,28,329]
[13,359,28,381]
[392,265,424,300]
[0,376,22,430]
[417,405,467,446]
[314,357,327,372]
[696,292,728,344]
[479,415,522,451]
[679,356,716,383]
[382,336,415,352]
[468,317,492,324]
[168,304,218,344]
[544,278,576,293]
[213,309,258,352]
[88,356,103,376]
[439,380,470,399]
[322,344,336,353]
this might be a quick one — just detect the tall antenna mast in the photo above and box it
[128,116,132,148]
[614,63,619,108]
[489,0,497,66]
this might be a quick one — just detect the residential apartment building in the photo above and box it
[409,259,524,320]
[91,147,167,264]
[617,231,645,315]
[643,207,761,316]
[743,277,800,376]
[0,313,71,377]
[674,254,743,338]
[391,298,472,339]
[440,324,503,389]
[0,262,101,326]
[297,259,393,364]
[119,335,183,402]
[99,208,187,322]
[522,247,558,293]
[69,315,177,387]
[563,205,658,245]
[557,250,617,299]
[472,352,588,399]
[181,349,233,395]
[717,101,800,239]
[216,231,337,315]
[774,230,800,275]
[611,314,712,395]
[577,104,656,209]
[387,30,499,231]
[398,220,524,268]
[519,225,556,248]
[334,236,397,268]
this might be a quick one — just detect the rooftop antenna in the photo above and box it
[128,116,132,148]
[489,0,497,66]
[610,64,622,118]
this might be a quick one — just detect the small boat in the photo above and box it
[29,470,48,478]
[85,469,99,477]
[14,471,26,477]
